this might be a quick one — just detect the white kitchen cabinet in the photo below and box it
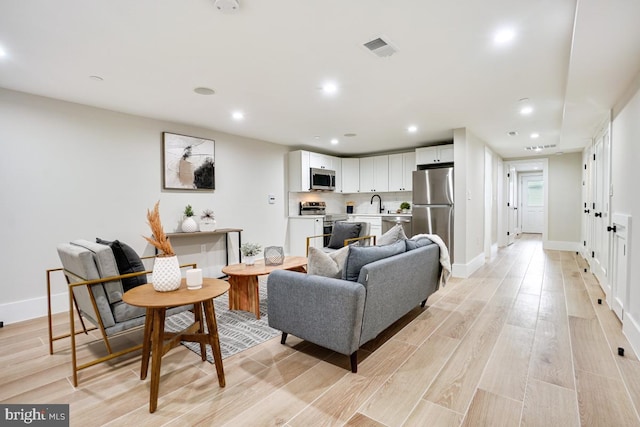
[330,155,342,192]
[309,152,335,170]
[389,152,416,191]
[341,158,360,193]
[415,144,454,165]
[359,155,389,193]
[289,216,324,256]
[288,150,311,192]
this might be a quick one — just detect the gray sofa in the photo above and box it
[267,238,441,372]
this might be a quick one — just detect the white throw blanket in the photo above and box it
[410,234,452,285]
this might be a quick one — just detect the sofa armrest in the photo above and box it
[267,270,366,356]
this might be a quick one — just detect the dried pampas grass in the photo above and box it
[144,201,175,256]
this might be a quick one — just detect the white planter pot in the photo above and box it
[152,255,182,292]
[200,219,216,232]
[182,217,198,232]
[244,255,256,266]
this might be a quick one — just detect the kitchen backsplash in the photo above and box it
[288,191,412,216]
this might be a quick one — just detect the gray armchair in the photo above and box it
[47,239,194,386]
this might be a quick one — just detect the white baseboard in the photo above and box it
[452,252,485,278]
[0,292,68,325]
[623,312,640,360]
[543,240,581,252]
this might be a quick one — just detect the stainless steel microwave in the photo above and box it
[309,167,336,191]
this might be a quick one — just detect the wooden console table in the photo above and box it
[163,228,243,267]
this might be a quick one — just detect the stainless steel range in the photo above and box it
[299,202,348,246]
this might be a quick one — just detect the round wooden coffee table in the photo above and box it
[123,277,229,413]
[221,256,307,319]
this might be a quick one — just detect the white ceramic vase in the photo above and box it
[244,255,256,266]
[182,216,198,232]
[200,219,216,232]
[152,255,182,292]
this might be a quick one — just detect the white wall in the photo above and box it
[453,128,487,277]
[0,88,289,324]
[547,153,582,246]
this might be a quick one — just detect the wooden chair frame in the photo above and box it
[305,234,376,256]
[46,259,196,386]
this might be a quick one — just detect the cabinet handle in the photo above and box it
[595,212,602,218]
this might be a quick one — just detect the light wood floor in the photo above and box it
[3,234,640,426]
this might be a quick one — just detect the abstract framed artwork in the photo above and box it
[162,132,215,190]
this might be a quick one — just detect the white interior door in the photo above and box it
[507,167,517,245]
[610,214,630,321]
[520,173,544,233]
[582,149,592,259]
[590,128,611,290]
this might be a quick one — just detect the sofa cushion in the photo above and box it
[342,239,406,282]
[406,236,434,251]
[307,245,350,279]
[328,222,361,249]
[96,238,148,292]
[377,224,408,246]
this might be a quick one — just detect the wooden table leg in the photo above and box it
[228,275,261,319]
[149,307,166,413]
[140,308,153,380]
[193,302,207,361]
[203,299,225,387]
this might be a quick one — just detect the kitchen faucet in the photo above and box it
[370,194,384,213]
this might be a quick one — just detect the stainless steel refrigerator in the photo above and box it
[412,166,454,262]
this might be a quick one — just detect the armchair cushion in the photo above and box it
[307,245,350,278]
[328,222,361,249]
[96,238,147,292]
[377,224,408,246]
[342,239,406,282]
[70,239,123,305]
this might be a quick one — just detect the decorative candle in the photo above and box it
[186,268,203,289]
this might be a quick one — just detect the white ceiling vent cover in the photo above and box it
[363,37,398,57]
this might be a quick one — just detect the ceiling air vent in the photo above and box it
[363,36,397,57]
[525,144,556,151]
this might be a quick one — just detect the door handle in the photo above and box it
[607,225,617,233]
[595,212,602,218]
[584,209,590,214]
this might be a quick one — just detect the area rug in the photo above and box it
[164,280,280,363]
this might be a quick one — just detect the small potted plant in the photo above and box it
[400,202,411,213]
[181,204,198,232]
[200,209,216,232]
[240,242,262,266]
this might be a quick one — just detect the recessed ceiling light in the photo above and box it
[194,87,215,95]
[89,75,103,81]
[520,106,533,115]
[407,125,418,133]
[530,132,540,139]
[232,111,244,120]
[322,82,338,95]
[0,46,7,58]
[494,28,516,45]
[330,138,339,145]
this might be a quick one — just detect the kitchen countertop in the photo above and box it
[349,212,412,217]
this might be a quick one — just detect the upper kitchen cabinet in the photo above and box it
[289,150,311,192]
[415,144,454,165]
[360,155,389,193]
[330,155,342,192]
[309,152,335,170]
[388,152,416,191]
[341,158,359,193]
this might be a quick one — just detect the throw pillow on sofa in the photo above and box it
[307,245,350,279]
[406,236,433,251]
[96,238,147,292]
[327,222,361,249]
[377,223,408,246]
[342,239,406,282]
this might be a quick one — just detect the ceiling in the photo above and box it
[1,0,639,159]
